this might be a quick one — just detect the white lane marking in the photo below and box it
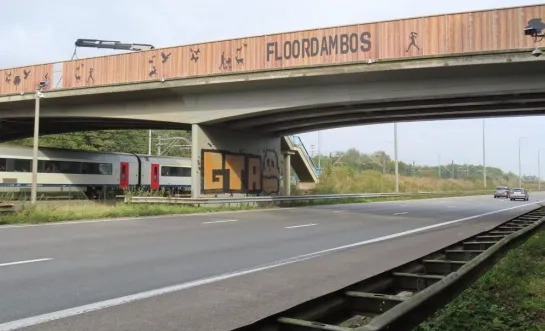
[285,223,317,229]
[202,219,238,225]
[332,210,350,213]
[0,192,507,230]
[0,258,53,268]
[0,207,298,230]
[447,206,457,208]
[399,204,407,207]
[0,201,542,331]
[393,212,409,216]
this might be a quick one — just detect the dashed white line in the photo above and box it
[0,258,53,268]
[202,219,239,225]
[0,200,541,331]
[447,206,457,208]
[393,212,409,216]
[285,223,317,229]
[399,204,407,207]
[332,210,350,213]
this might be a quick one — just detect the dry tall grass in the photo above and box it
[314,167,539,194]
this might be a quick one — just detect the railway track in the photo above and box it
[234,205,545,331]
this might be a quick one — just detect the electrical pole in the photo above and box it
[518,137,528,188]
[438,153,441,179]
[157,136,162,156]
[538,149,545,190]
[317,131,321,169]
[482,119,487,188]
[394,123,399,193]
[148,130,152,155]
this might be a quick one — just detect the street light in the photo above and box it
[518,136,530,188]
[538,149,545,190]
[394,123,399,193]
[30,82,47,204]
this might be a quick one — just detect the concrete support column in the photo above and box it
[191,124,201,199]
[283,151,295,196]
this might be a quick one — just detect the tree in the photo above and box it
[8,129,191,156]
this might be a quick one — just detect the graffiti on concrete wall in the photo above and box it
[201,148,280,195]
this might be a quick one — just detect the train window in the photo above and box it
[161,166,191,177]
[98,163,112,175]
[14,159,31,172]
[0,157,112,175]
[55,161,81,174]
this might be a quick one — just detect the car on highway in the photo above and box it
[494,186,510,199]
[510,188,529,201]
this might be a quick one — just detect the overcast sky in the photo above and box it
[1,0,544,176]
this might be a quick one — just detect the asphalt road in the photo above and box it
[0,193,544,331]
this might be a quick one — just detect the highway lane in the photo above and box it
[0,193,543,330]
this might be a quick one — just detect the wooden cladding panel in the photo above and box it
[0,64,53,95]
[0,5,543,96]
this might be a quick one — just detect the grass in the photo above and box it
[415,229,545,331]
[0,191,486,225]
[312,167,538,194]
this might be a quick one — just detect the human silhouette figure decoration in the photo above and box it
[23,69,31,80]
[406,32,420,52]
[87,68,95,84]
[219,52,232,70]
[4,72,11,84]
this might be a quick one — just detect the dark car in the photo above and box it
[494,186,510,198]
[510,188,529,201]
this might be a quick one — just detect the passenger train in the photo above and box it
[0,145,191,198]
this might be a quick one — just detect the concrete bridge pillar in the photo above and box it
[191,124,281,198]
[283,151,295,196]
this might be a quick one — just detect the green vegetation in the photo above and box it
[0,192,485,225]
[9,129,191,157]
[310,148,535,194]
[416,230,545,331]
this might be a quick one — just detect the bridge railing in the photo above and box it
[289,135,321,178]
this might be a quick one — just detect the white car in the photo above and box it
[510,188,529,201]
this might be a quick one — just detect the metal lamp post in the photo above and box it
[538,149,545,190]
[30,84,46,204]
[518,137,530,188]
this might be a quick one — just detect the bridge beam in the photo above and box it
[191,124,282,198]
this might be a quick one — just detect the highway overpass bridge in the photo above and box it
[0,4,544,197]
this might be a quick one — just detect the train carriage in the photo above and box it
[137,154,191,194]
[0,145,191,198]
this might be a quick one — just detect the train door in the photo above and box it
[150,163,160,190]
[120,162,129,189]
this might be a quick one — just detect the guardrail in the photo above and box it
[0,203,15,213]
[233,205,545,331]
[124,191,492,205]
